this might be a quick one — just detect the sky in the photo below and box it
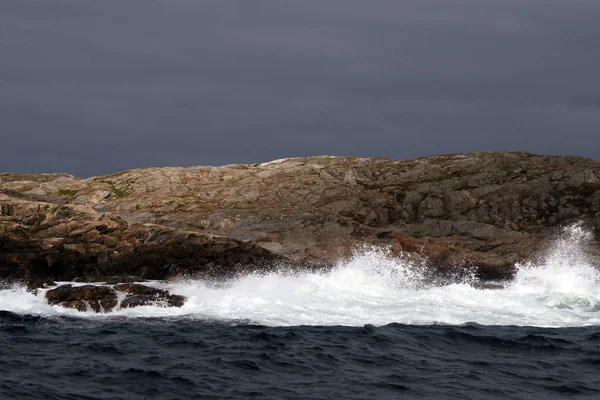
[1,0,600,177]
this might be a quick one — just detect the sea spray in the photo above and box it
[507,223,600,315]
[1,224,600,327]
[509,223,599,295]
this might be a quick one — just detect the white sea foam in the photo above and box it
[2,224,600,327]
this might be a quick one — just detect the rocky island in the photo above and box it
[1,152,600,310]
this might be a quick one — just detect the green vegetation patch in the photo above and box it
[100,170,131,179]
[112,187,130,198]
[57,189,79,197]
[95,178,130,198]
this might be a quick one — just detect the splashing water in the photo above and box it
[507,223,600,317]
[1,225,600,327]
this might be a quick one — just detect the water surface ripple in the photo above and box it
[1,315,600,399]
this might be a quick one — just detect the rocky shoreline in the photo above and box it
[2,152,600,310]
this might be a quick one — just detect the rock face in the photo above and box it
[0,197,285,289]
[2,152,600,285]
[45,283,185,312]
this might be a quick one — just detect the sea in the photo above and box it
[2,225,600,399]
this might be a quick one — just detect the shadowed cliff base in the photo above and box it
[2,152,600,289]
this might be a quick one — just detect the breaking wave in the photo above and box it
[1,224,599,327]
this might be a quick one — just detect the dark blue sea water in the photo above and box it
[1,313,600,399]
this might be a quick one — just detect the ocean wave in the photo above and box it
[2,224,599,328]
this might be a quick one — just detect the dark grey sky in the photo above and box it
[2,0,599,177]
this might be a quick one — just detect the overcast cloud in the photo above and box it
[1,0,599,176]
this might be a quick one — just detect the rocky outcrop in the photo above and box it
[45,283,185,312]
[2,152,600,285]
[0,196,286,289]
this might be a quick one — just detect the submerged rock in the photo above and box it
[45,283,185,312]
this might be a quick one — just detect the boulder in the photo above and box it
[45,285,118,312]
[45,283,186,312]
